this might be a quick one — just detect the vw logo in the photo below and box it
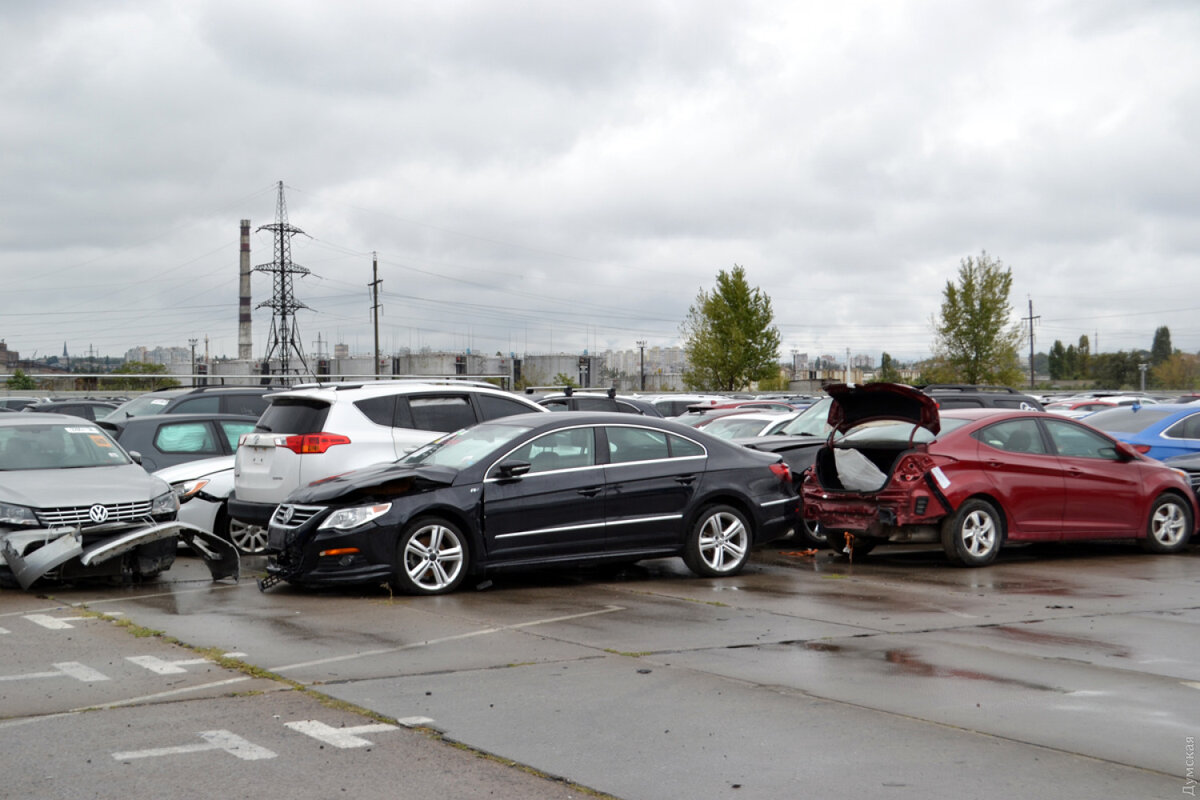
[278,506,294,525]
[88,505,109,523]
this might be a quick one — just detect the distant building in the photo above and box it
[0,340,18,367]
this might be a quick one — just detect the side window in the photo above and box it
[223,395,269,417]
[540,399,571,412]
[505,428,596,473]
[219,421,257,450]
[477,393,541,421]
[1043,419,1121,460]
[408,395,476,432]
[355,395,396,427]
[170,396,220,414]
[668,434,705,458]
[606,426,670,464]
[154,422,219,454]
[1164,414,1200,440]
[575,396,618,412]
[973,419,1047,454]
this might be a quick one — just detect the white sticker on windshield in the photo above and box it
[931,466,951,489]
[65,427,99,434]
[150,398,169,406]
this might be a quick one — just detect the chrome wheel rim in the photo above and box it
[229,520,268,554]
[698,512,748,572]
[961,510,997,557]
[1151,502,1186,546]
[404,524,464,590]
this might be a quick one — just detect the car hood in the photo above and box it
[1163,452,1200,470]
[287,462,460,505]
[153,455,235,483]
[0,463,170,507]
[824,382,940,435]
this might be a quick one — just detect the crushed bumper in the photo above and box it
[1,522,239,590]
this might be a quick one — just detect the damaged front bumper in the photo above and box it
[0,522,240,590]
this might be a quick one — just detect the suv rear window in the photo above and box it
[256,398,330,434]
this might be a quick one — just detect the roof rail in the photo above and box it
[922,384,1022,394]
[289,378,505,392]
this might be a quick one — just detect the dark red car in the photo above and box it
[801,383,1197,566]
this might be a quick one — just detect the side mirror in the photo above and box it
[495,460,531,479]
[128,450,143,466]
[1112,441,1140,461]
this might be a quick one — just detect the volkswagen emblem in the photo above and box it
[88,504,109,523]
[278,506,294,525]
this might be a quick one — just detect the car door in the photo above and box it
[970,418,1066,539]
[601,424,705,551]
[1041,417,1143,538]
[481,425,606,561]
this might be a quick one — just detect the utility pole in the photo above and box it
[637,340,647,391]
[188,338,198,387]
[370,252,382,379]
[1023,298,1040,389]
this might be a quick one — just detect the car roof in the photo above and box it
[0,412,107,426]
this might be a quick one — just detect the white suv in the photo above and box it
[228,381,546,527]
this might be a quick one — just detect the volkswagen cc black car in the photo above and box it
[262,412,799,594]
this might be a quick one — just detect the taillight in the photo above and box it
[894,453,954,482]
[282,433,352,454]
[769,462,791,483]
[1132,444,1152,454]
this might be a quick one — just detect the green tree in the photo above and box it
[1048,340,1067,380]
[552,372,578,389]
[1152,353,1200,390]
[100,361,179,391]
[680,265,781,391]
[1150,326,1173,366]
[875,352,902,383]
[1076,334,1090,378]
[931,251,1023,385]
[6,368,36,390]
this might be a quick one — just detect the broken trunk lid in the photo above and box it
[823,382,940,435]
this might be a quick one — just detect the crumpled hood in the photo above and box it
[154,455,235,483]
[287,462,459,505]
[824,382,940,435]
[0,463,170,508]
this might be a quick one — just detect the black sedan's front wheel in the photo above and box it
[392,517,469,595]
[683,505,751,577]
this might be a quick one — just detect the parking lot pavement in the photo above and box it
[7,545,1199,799]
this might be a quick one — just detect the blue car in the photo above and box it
[1084,403,1200,460]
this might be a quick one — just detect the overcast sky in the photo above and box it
[2,1,1198,366]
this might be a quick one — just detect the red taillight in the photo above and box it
[1132,444,1152,454]
[895,453,953,482]
[282,433,352,454]
[769,462,792,483]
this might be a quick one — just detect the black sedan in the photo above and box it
[262,412,799,594]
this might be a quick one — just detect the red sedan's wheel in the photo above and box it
[941,499,1003,567]
[1141,494,1192,554]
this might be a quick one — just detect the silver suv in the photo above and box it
[228,381,546,527]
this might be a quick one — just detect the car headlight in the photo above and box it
[0,501,38,527]
[170,478,211,504]
[318,503,392,531]
[151,491,179,515]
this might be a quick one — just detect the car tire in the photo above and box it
[795,517,829,548]
[683,505,752,577]
[1140,493,1192,554]
[392,517,469,595]
[941,498,1003,567]
[823,529,877,557]
[217,506,269,555]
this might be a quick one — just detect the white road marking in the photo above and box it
[397,716,435,727]
[0,661,109,683]
[112,730,276,762]
[126,653,248,675]
[285,719,400,748]
[0,626,9,634]
[22,612,122,630]
[1184,681,1200,690]
[271,604,626,673]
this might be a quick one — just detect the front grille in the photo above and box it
[271,504,325,529]
[1188,473,1200,490]
[37,501,153,527]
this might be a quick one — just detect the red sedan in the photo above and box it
[801,383,1197,566]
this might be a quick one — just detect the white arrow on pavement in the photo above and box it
[24,612,122,630]
[284,719,400,749]
[112,730,276,762]
[126,653,248,675]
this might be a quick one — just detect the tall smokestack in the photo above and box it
[238,219,253,360]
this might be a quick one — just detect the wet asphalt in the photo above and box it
[3,541,1199,799]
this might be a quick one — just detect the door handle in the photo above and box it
[987,461,1002,469]
[578,487,602,497]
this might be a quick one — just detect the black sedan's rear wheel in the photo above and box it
[941,499,1003,567]
[1141,493,1192,553]
[683,505,751,577]
[392,517,469,595]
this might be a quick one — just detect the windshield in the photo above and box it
[102,394,180,420]
[402,422,534,469]
[0,423,131,470]
[775,397,833,436]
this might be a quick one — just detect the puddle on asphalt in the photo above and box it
[796,641,1061,691]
